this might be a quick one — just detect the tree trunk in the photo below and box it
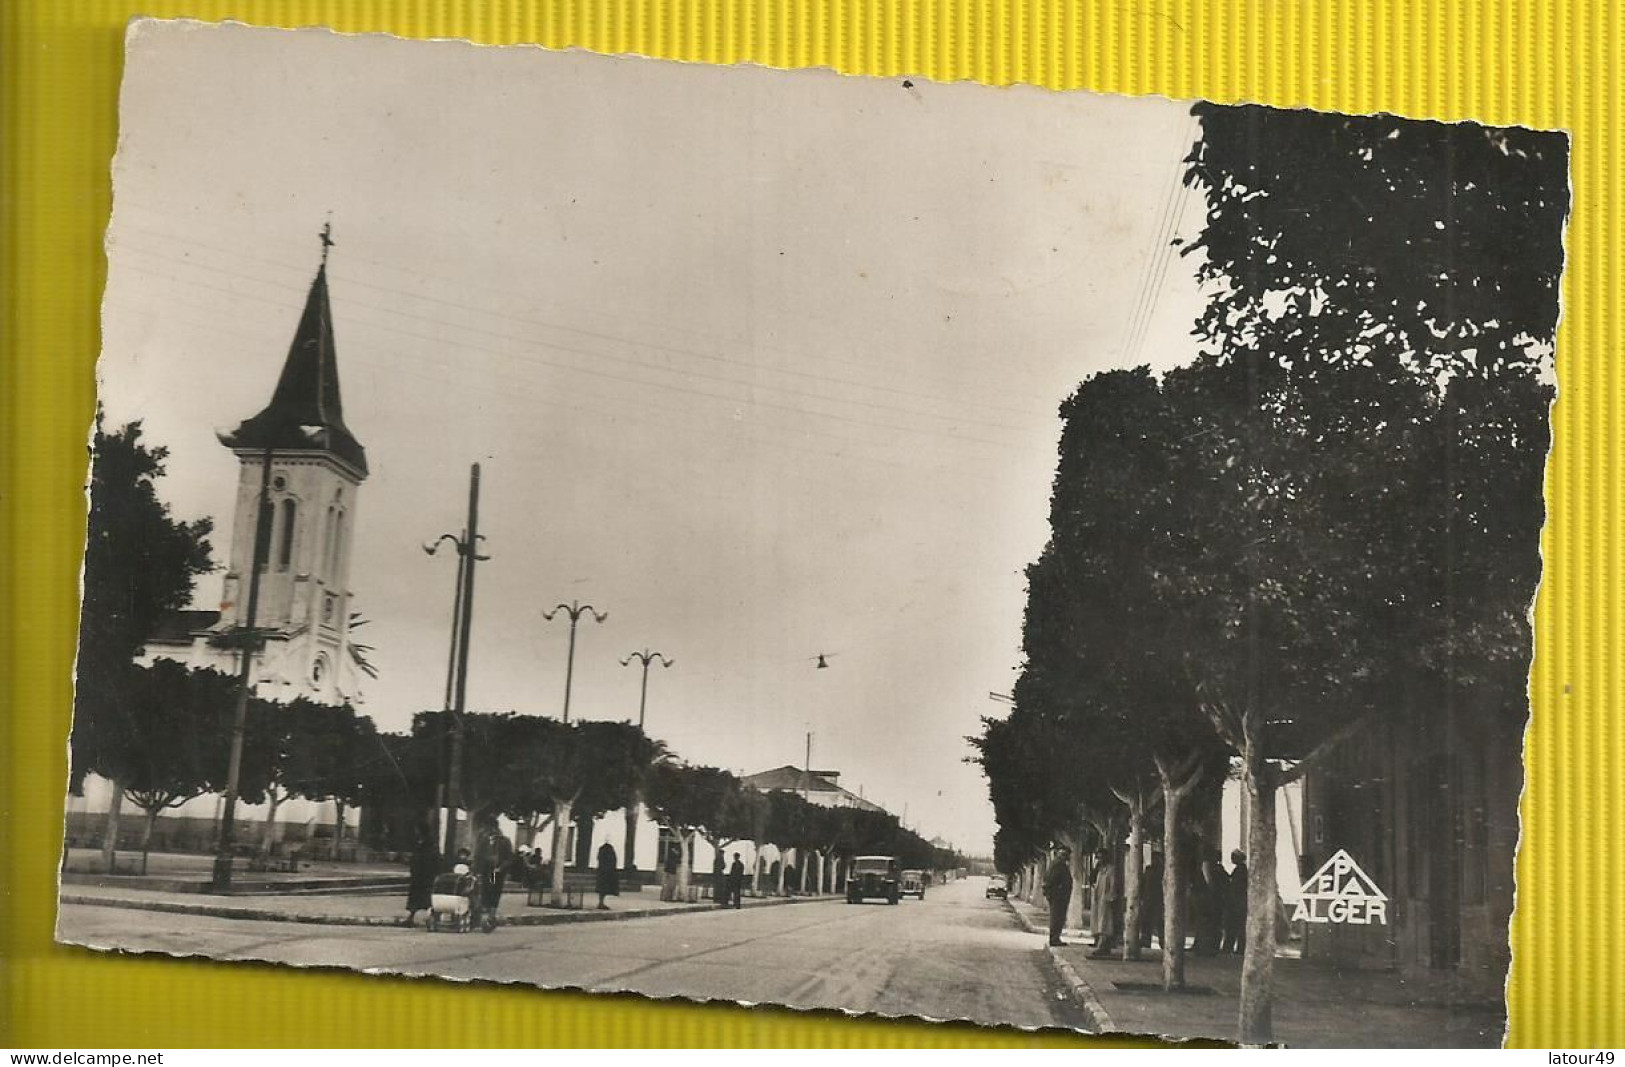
[1238,741,1279,1046]
[1159,767,1191,991]
[140,806,159,876]
[1122,795,1148,961]
[102,779,124,873]
[334,799,347,851]
[776,852,787,895]
[574,813,595,870]
[549,798,574,907]
[675,830,693,900]
[623,795,642,871]
[260,786,283,856]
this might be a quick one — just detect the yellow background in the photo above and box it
[2,0,1617,1049]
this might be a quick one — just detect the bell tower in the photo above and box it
[215,224,370,706]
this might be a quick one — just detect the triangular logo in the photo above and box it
[1292,849,1388,926]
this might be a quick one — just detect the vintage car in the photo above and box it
[984,874,1008,899]
[900,869,927,900]
[846,855,901,904]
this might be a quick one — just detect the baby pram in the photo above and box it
[427,869,479,933]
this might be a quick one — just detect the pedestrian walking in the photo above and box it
[1088,847,1123,958]
[726,853,746,909]
[595,840,620,910]
[404,830,439,927]
[1042,846,1073,947]
[1221,848,1249,954]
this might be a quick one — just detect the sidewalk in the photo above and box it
[60,880,835,929]
[1007,896,1505,1048]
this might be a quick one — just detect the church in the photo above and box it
[68,234,375,852]
[140,233,371,705]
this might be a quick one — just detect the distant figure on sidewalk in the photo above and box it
[1221,848,1249,954]
[1141,849,1165,949]
[660,840,681,902]
[404,830,439,927]
[1088,847,1123,958]
[1042,846,1073,947]
[595,841,619,910]
[726,853,746,909]
[1193,850,1225,956]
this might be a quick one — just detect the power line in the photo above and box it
[114,244,1040,454]
[110,216,1053,420]
[1116,116,1200,367]
[100,288,1017,487]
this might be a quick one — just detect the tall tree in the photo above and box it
[1179,103,1568,1044]
[643,762,746,898]
[520,719,660,907]
[72,420,213,870]
[108,661,262,874]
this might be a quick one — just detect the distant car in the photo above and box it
[985,875,1008,899]
[846,855,901,904]
[900,869,926,900]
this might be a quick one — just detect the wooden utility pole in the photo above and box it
[210,446,274,892]
[426,464,486,859]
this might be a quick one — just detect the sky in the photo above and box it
[97,20,1210,853]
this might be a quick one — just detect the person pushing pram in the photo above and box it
[427,862,482,933]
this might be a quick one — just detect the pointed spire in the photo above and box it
[219,226,368,477]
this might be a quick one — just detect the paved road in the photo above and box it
[60,877,1091,1032]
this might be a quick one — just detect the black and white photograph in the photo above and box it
[61,19,1568,1047]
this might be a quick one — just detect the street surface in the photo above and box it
[59,877,1091,1032]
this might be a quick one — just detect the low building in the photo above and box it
[740,765,887,812]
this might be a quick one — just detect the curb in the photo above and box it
[60,891,834,929]
[1003,897,1116,1033]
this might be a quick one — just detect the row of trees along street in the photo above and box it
[70,423,963,898]
[974,104,1567,1044]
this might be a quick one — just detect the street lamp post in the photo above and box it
[542,600,606,723]
[620,649,673,730]
[424,463,488,859]
[619,649,672,872]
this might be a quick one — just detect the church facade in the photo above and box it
[139,248,371,709]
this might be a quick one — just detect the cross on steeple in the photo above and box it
[319,218,335,265]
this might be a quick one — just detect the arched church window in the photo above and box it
[277,499,297,571]
[323,505,337,576]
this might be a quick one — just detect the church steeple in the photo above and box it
[218,224,368,478]
[210,224,370,706]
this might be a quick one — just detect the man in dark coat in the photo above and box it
[595,841,620,910]
[1193,850,1225,956]
[1042,846,1073,947]
[404,831,439,927]
[472,819,514,925]
[726,853,746,909]
[1221,848,1249,954]
[1141,849,1165,949]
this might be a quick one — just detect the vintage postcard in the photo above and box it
[60,18,1568,1047]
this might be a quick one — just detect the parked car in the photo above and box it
[900,869,926,900]
[985,874,1008,899]
[846,855,901,904]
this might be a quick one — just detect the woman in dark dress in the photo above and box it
[596,841,620,910]
[404,832,439,927]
